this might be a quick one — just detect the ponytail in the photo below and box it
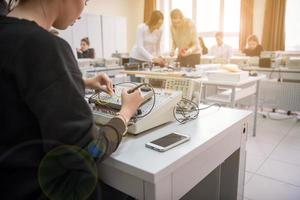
[0,0,8,15]
[0,0,22,15]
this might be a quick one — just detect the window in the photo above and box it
[223,0,241,33]
[171,0,193,19]
[196,0,220,33]
[285,0,300,51]
[157,0,241,52]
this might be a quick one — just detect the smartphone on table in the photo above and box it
[145,132,190,152]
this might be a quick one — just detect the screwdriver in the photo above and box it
[127,83,148,94]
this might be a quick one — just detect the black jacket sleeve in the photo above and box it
[77,51,84,59]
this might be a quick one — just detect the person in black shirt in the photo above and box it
[0,0,144,199]
[242,34,264,57]
[77,37,96,59]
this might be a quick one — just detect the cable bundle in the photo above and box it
[173,99,221,124]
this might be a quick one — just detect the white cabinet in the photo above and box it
[86,14,103,58]
[102,16,115,58]
[115,17,127,55]
[58,14,127,59]
[102,16,127,58]
[72,15,89,52]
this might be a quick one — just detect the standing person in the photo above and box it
[209,32,233,62]
[243,34,264,57]
[199,36,208,55]
[130,10,165,66]
[0,0,144,199]
[77,37,95,59]
[170,9,201,68]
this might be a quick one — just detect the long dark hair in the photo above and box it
[0,0,8,15]
[146,10,164,29]
[0,0,28,14]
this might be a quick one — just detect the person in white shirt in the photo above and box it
[209,32,233,62]
[130,10,165,65]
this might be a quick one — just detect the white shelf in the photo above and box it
[205,85,256,104]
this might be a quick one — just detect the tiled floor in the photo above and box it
[244,115,300,200]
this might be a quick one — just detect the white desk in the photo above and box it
[123,69,263,136]
[241,67,300,81]
[242,66,300,73]
[241,67,300,112]
[201,75,265,137]
[98,107,252,200]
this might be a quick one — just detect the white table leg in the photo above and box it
[203,84,207,104]
[230,87,236,108]
[253,80,260,137]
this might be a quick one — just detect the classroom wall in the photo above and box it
[84,0,144,52]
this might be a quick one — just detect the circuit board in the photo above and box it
[88,85,182,134]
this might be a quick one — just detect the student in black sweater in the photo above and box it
[0,0,144,199]
[77,37,96,59]
[243,34,264,57]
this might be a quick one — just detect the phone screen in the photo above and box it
[150,133,188,148]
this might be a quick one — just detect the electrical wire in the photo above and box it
[89,82,221,125]
[173,98,221,124]
[133,84,156,119]
[89,82,156,122]
[113,82,156,120]
[173,99,200,124]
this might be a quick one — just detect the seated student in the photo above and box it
[130,10,165,66]
[77,37,95,59]
[170,9,201,67]
[243,35,264,57]
[199,36,208,55]
[209,32,233,61]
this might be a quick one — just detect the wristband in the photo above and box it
[116,113,128,124]
[113,115,129,137]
